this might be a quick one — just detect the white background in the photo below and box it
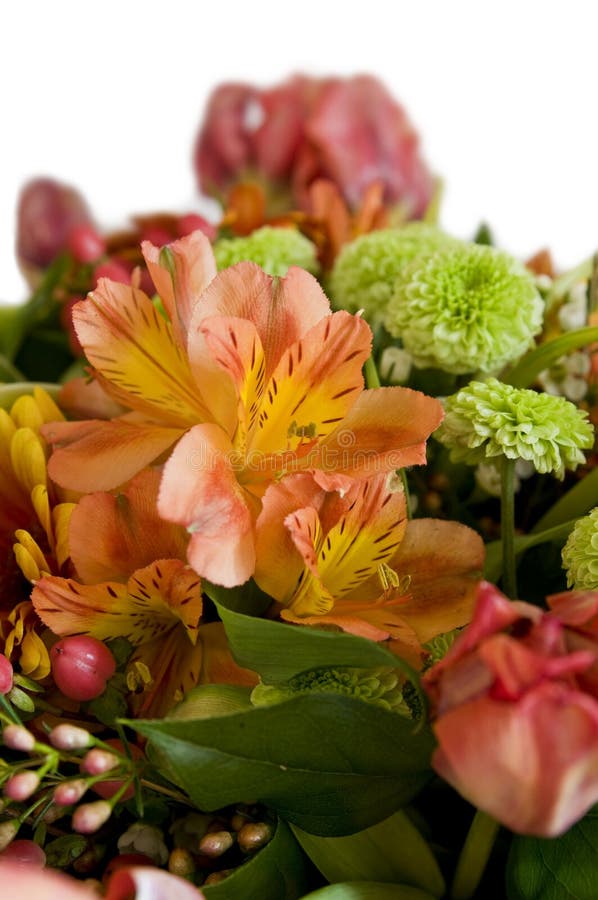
[2,0,597,303]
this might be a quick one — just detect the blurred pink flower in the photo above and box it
[423,581,598,837]
[194,74,434,217]
[0,863,204,899]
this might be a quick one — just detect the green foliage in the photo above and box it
[129,693,434,837]
[506,808,598,899]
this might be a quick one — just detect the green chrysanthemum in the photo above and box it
[251,666,405,713]
[435,378,594,479]
[385,243,544,374]
[329,223,459,320]
[213,225,319,276]
[562,508,598,589]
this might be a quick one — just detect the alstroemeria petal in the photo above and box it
[44,419,182,492]
[378,519,485,643]
[189,263,330,375]
[73,280,208,426]
[129,628,204,718]
[313,386,444,485]
[158,424,257,587]
[249,310,371,457]
[32,559,202,647]
[70,469,188,584]
[142,230,217,345]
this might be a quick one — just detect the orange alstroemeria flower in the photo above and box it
[32,469,256,717]
[254,473,485,666]
[43,230,443,587]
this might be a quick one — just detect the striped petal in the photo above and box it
[32,559,202,647]
[249,310,371,458]
[142,230,217,344]
[313,386,444,485]
[44,418,182,492]
[73,279,208,426]
[69,469,188,584]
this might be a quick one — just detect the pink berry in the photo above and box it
[81,748,119,776]
[2,725,35,752]
[50,636,116,702]
[72,799,112,834]
[67,224,106,263]
[93,259,131,287]
[0,839,46,867]
[4,771,39,801]
[54,778,89,806]
[91,739,142,801]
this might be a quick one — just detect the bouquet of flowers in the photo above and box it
[2,73,598,899]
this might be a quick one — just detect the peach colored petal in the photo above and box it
[70,469,188,583]
[58,376,126,420]
[74,279,208,426]
[189,262,330,377]
[380,519,485,643]
[254,474,330,601]
[43,418,182,492]
[311,386,444,484]
[197,620,259,687]
[129,627,204,718]
[142,230,217,344]
[158,424,258,587]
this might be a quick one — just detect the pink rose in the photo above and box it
[423,581,598,836]
[193,74,433,217]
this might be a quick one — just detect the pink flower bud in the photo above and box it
[2,725,36,753]
[0,655,14,695]
[67,223,106,264]
[0,838,46,867]
[16,177,93,270]
[48,724,92,751]
[81,749,119,776]
[53,778,89,806]
[72,799,112,834]
[92,260,131,288]
[4,771,39,802]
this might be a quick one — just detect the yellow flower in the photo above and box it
[0,387,75,678]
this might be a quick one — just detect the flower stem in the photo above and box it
[450,809,500,900]
[501,457,517,598]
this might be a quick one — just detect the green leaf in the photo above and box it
[8,685,35,712]
[532,468,598,533]
[214,601,420,687]
[484,520,576,583]
[299,883,437,899]
[203,818,308,899]
[0,381,61,410]
[128,694,434,836]
[86,683,128,726]
[506,808,598,899]
[204,579,273,616]
[292,810,444,897]
[503,326,598,389]
[169,684,254,720]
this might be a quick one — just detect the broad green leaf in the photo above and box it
[484,521,575,583]
[503,326,598,388]
[292,810,444,897]
[129,694,434,836]
[203,818,308,899]
[204,578,273,616]
[506,808,598,899]
[299,882,437,899]
[532,468,598,533]
[44,834,88,868]
[214,600,421,687]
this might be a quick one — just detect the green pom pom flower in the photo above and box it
[213,225,319,276]
[435,378,594,479]
[562,508,598,589]
[385,243,544,374]
[251,666,405,713]
[329,223,459,320]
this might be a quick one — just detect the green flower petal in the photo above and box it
[213,225,319,276]
[562,507,598,589]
